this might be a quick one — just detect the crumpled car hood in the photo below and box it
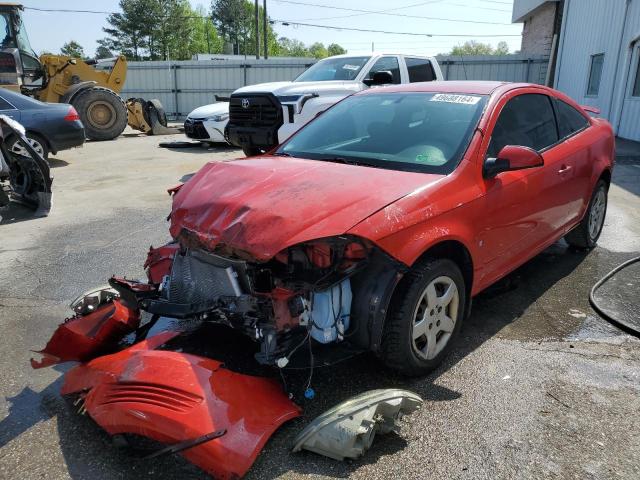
[169,156,440,260]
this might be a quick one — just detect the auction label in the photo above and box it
[430,94,481,104]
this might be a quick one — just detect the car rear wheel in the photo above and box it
[9,132,49,160]
[565,179,608,249]
[381,258,466,376]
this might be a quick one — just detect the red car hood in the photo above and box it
[169,156,441,260]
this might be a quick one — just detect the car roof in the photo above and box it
[360,80,517,95]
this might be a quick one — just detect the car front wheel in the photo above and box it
[565,179,608,249]
[381,258,466,376]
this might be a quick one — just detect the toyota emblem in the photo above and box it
[241,98,250,109]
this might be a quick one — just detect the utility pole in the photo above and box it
[255,0,260,59]
[263,0,268,59]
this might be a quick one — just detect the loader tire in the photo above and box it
[72,87,128,141]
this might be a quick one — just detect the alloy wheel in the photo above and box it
[588,188,606,240]
[412,276,459,360]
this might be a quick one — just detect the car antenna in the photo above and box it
[459,54,468,80]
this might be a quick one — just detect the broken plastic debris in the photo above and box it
[292,389,423,460]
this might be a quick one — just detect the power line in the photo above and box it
[294,0,445,22]
[272,19,521,37]
[273,0,513,25]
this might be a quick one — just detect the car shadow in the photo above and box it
[0,202,39,225]
[47,157,69,168]
[158,141,240,154]
[25,242,620,479]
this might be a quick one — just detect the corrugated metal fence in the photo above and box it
[121,58,315,119]
[120,54,549,120]
[436,54,550,85]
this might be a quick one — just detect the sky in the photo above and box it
[21,0,523,57]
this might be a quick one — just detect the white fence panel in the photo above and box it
[119,55,549,120]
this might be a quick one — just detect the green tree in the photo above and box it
[327,43,346,56]
[450,40,509,56]
[494,41,509,55]
[211,0,251,55]
[102,0,154,60]
[277,37,308,57]
[95,44,114,59]
[60,40,85,58]
[211,0,280,56]
[308,42,328,59]
[189,5,223,54]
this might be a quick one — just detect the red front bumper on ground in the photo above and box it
[32,310,301,478]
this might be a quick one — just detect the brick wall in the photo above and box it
[520,2,558,56]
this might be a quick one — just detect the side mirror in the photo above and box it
[483,145,544,179]
[363,70,393,86]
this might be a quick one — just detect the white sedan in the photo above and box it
[183,101,229,144]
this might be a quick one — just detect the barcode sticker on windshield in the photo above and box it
[342,64,360,70]
[430,94,481,104]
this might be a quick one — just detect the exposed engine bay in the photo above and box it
[133,235,371,366]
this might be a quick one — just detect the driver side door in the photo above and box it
[474,92,560,288]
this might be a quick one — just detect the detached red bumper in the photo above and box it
[60,332,300,479]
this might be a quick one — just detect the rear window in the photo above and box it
[279,92,487,175]
[406,57,436,82]
[554,99,589,138]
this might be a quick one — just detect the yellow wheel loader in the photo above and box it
[0,4,176,140]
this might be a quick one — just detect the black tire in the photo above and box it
[242,146,264,157]
[564,179,608,249]
[8,132,49,160]
[381,258,466,376]
[72,87,128,141]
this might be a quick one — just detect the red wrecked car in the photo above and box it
[33,81,614,478]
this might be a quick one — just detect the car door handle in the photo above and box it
[557,164,572,174]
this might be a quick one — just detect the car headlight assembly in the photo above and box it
[205,113,229,122]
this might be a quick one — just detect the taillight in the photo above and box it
[64,106,80,121]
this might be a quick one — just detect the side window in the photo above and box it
[586,53,604,97]
[406,57,436,82]
[366,56,401,84]
[554,99,589,138]
[487,94,558,158]
[0,94,14,110]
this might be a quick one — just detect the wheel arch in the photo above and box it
[6,130,53,155]
[60,81,98,104]
[598,167,612,188]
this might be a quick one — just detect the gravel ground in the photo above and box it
[0,130,639,480]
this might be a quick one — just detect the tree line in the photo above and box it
[54,0,347,61]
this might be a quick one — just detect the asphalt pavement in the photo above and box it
[0,131,638,479]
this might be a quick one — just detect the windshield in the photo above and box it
[0,13,15,49]
[278,92,488,174]
[14,13,37,56]
[295,56,370,82]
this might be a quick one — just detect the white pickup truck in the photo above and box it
[221,53,443,155]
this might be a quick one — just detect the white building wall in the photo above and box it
[554,0,640,141]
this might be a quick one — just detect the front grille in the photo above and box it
[184,119,210,139]
[229,94,282,128]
